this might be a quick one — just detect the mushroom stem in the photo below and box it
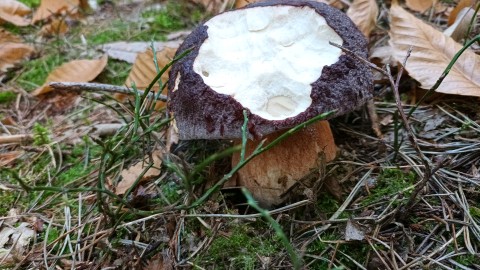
[231,120,336,207]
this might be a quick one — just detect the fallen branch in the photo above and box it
[48,82,168,102]
[0,134,33,144]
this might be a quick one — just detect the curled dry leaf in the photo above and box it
[444,7,476,41]
[346,0,378,38]
[118,47,177,109]
[389,4,480,96]
[448,0,474,25]
[0,222,34,263]
[0,29,34,75]
[116,150,163,195]
[405,0,434,13]
[0,0,31,26]
[32,55,108,96]
[40,18,69,37]
[32,0,80,23]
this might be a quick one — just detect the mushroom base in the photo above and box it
[231,120,336,207]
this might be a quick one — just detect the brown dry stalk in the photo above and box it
[48,82,168,102]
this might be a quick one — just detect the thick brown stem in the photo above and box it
[231,120,336,207]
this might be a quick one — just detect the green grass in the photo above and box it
[0,91,16,104]
[17,54,66,91]
[96,59,131,86]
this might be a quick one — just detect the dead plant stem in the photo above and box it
[48,82,167,101]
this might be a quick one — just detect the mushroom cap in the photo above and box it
[168,0,373,140]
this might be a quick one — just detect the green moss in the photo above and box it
[453,253,479,267]
[0,191,16,216]
[17,54,66,91]
[198,224,279,269]
[0,91,16,104]
[362,168,416,206]
[33,123,51,146]
[470,206,480,218]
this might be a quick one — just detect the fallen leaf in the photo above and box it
[0,151,24,167]
[444,7,476,41]
[370,45,395,66]
[389,4,480,96]
[40,18,69,37]
[0,30,35,75]
[0,222,34,263]
[0,0,31,26]
[100,40,183,64]
[116,150,163,195]
[118,47,177,108]
[32,55,108,96]
[32,0,80,23]
[405,0,434,13]
[345,220,366,241]
[448,0,473,26]
[346,0,378,38]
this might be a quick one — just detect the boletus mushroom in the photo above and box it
[168,0,373,207]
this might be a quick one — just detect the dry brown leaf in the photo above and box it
[448,0,473,25]
[346,0,378,38]
[0,151,24,167]
[0,0,31,26]
[32,55,108,96]
[405,0,434,13]
[32,0,80,23]
[119,47,177,108]
[444,7,476,41]
[389,4,480,96]
[40,18,69,37]
[116,150,163,195]
[0,30,34,75]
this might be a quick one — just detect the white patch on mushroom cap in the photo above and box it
[193,5,343,120]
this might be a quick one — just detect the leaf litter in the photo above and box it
[0,0,479,269]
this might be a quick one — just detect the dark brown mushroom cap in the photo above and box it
[168,0,373,140]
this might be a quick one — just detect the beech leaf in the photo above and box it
[448,0,474,26]
[405,0,434,13]
[0,30,34,75]
[32,0,80,23]
[346,0,378,38]
[444,7,476,42]
[389,4,480,97]
[32,55,108,96]
[118,47,177,108]
[116,150,163,195]
[0,0,31,26]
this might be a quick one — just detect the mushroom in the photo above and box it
[168,0,373,207]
